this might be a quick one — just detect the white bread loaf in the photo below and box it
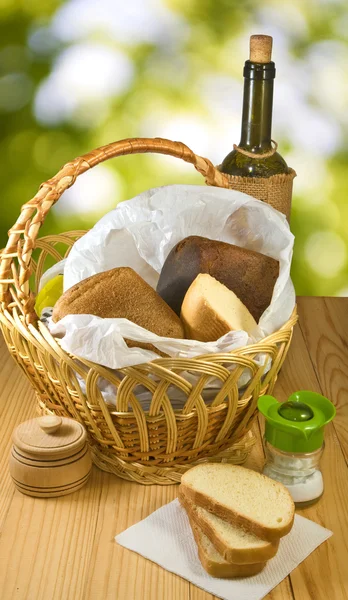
[181,273,257,342]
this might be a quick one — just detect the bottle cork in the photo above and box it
[250,35,273,63]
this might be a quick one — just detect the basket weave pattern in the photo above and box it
[0,138,297,484]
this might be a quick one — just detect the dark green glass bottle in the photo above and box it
[220,35,289,178]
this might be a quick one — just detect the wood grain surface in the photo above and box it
[0,297,347,600]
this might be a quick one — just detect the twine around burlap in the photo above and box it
[233,139,278,159]
[216,140,296,222]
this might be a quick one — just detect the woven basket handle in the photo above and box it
[0,137,228,321]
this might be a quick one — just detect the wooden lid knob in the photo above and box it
[250,35,273,63]
[38,415,62,434]
[12,416,87,458]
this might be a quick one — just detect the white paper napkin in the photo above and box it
[116,499,332,600]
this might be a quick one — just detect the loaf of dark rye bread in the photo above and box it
[156,236,279,322]
[52,267,185,347]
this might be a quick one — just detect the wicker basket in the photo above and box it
[0,138,298,484]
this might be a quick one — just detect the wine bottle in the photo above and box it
[220,35,289,178]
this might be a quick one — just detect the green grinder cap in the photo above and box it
[258,391,336,453]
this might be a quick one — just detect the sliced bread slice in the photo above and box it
[181,464,295,542]
[189,517,266,578]
[178,487,279,564]
[180,273,257,342]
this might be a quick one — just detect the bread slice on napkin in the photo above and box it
[52,267,184,343]
[181,464,295,542]
[189,518,266,578]
[181,273,257,342]
[178,487,279,564]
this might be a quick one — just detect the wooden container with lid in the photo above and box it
[9,415,92,498]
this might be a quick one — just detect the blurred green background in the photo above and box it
[1,0,347,296]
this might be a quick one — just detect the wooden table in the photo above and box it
[0,297,347,600]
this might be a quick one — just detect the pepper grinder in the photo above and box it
[258,391,336,507]
[10,415,92,498]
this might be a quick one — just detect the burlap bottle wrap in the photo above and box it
[217,143,296,222]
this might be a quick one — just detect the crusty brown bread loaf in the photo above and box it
[156,236,279,322]
[52,267,185,341]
